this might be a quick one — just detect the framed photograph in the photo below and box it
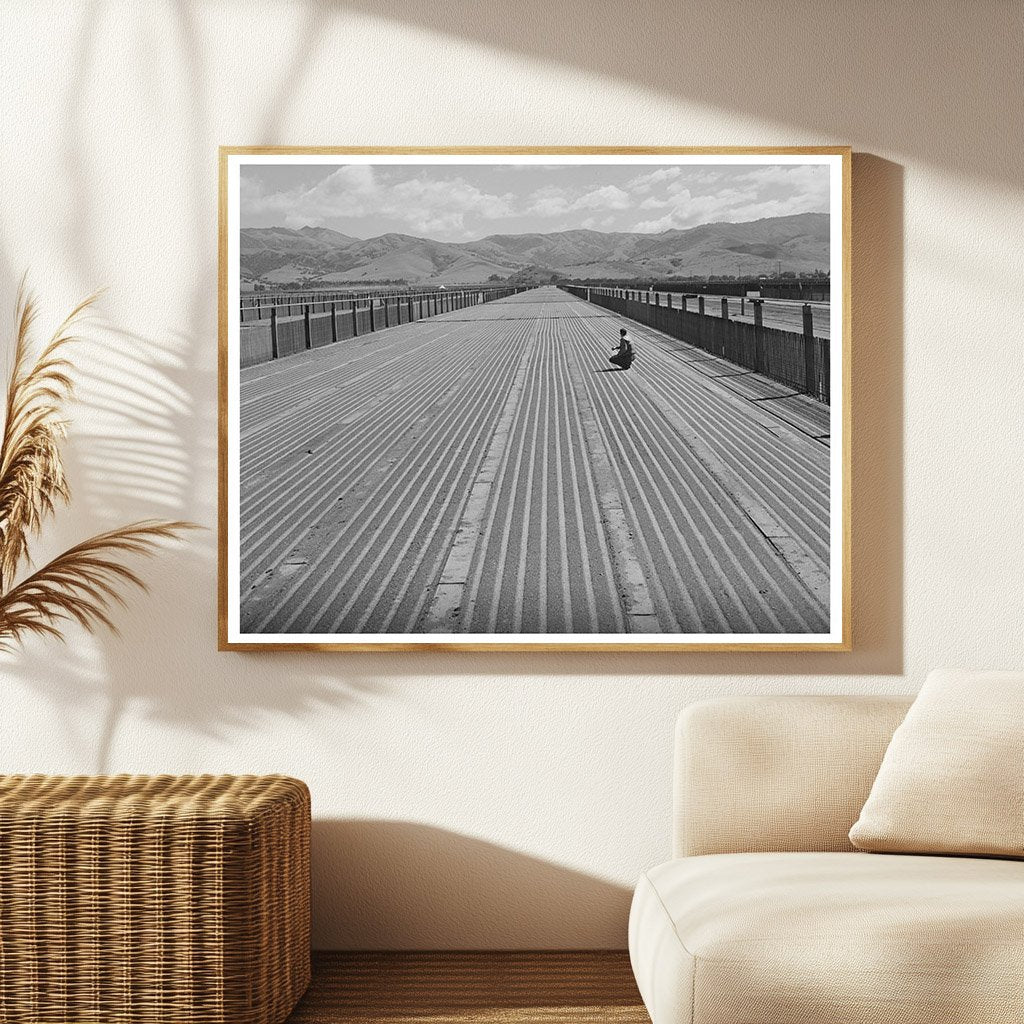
[219,147,850,651]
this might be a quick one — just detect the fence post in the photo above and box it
[352,300,359,337]
[303,304,311,349]
[270,306,279,359]
[383,295,390,329]
[698,295,705,316]
[802,303,817,397]
[740,296,746,316]
[409,296,415,322]
[330,301,338,344]
[752,299,766,374]
[369,298,376,332]
[721,296,729,319]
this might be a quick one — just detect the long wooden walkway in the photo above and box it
[238,287,830,636]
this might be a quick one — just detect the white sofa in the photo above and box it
[629,695,1024,1023]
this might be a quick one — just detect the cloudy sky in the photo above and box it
[240,162,830,241]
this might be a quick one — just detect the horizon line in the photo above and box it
[239,209,830,247]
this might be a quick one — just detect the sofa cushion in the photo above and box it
[849,668,1024,857]
[675,696,912,857]
[629,852,1024,1024]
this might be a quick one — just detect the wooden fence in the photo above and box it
[564,285,829,404]
[239,286,522,368]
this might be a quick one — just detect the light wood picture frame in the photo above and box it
[219,147,851,651]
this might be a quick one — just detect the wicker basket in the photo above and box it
[0,774,310,1024]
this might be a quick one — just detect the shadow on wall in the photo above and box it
[0,3,912,779]
[331,0,1020,188]
[0,2,395,770]
[311,819,634,949]
[0,311,390,771]
[0,154,904,775]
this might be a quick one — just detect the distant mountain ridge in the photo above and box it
[239,213,830,285]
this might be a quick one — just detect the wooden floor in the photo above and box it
[239,286,831,637]
[286,952,648,1024]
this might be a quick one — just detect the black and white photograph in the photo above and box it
[220,149,849,649]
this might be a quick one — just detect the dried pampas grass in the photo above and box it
[0,280,195,650]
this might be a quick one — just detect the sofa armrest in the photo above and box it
[674,695,912,857]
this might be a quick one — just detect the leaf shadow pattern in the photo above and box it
[2,0,384,772]
[0,314,386,773]
[1,5,910,779]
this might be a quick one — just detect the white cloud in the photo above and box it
[626,166,682,192]
[242,162,831,239]
[736,164,830,193]
[571,185,631,211]
[242,166,515,238]
[524,184,631,217]
[634,193,825,233]
[631,166,830,232]
[523,186,572,217]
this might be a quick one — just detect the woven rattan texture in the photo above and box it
[0,774,311,1024]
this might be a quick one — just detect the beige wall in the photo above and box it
[1,1,1021,949]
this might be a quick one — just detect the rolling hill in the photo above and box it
[239,212,830,285]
